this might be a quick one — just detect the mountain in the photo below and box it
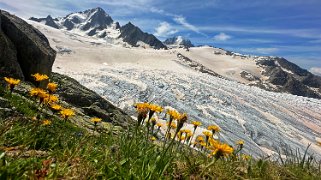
[29,7,116,37]
[29,15,59,29]
[119,22,167,49]
[164,36,194,48]
[29,7,166,49]
[255,56,321,99]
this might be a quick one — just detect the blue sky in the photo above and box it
[1,0,321,75]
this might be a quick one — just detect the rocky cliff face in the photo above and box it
[119,22,167,49]
[256,57,321,98]
[0,10,56,85]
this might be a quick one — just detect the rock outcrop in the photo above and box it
[0,10,56,85]
[51,73,133,127]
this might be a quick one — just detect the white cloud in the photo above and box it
[198,25,321,39]
[173,16,207,37]
[0,0,70,18]
[213,32,231,41]
[309,67,321,76]
[154,22,178,37]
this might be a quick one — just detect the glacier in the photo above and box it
[28,20,321,160]
[59,64,321,159]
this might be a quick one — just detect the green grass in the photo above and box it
[0,87,321,179]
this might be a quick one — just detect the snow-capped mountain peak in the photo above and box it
[164,36,194,48]
[29,7,167,49]
[30,7,115,37]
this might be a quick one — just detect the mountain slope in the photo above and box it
[175,47,321,99]
[27,20,321,159]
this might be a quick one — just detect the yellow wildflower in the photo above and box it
[167,109,180,120]
[44,95,59,104]
[200,142,207,147]
[208,138,219,147]
[60,109,75,119]
[196,136,205,142]
[192,121,202,127]
[156,122,163,128]
[31,73,49,82]
[181,129,192,134]
[4,77,20,85]
[237,140,244,146]
[50,104,62,111]
[4,77,20,92]
[207,125,220,133]
[42,119,51,126]
[179,136,186,141]
[30,88,49,103]
[47,82,58,93]
[38,91,49,99]
[91,117,102,124]
[202,131,212,138]
[148,104,163,113]
[135,102,150,110]
[150,136,156,141]
[212,143,234,158]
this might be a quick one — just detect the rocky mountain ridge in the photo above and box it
[254,56,321,99]
[29,7,166,49]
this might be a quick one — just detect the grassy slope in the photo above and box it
[0,84,320,179]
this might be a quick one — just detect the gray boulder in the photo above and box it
[0,10,56,85]
[0,30,23,79]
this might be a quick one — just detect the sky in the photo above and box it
[1,0,321,75]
